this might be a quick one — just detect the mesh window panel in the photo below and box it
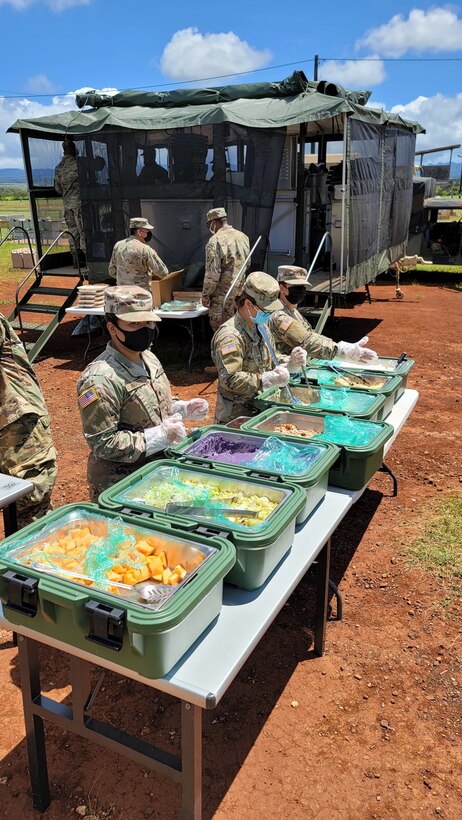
[75,125,286,274]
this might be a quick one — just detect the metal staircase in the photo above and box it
[2,228,85,362]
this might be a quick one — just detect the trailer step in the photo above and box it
[19,304,61,314]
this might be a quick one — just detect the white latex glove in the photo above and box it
[287,346,307,373]
[261,364,290,391]
[172,398,209,420]
[144,414,187,457]
[336,336,379,364]
[162,413,187,443]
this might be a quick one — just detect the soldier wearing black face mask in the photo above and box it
[77,286,209,500]
[269,265,339,361]
[109,217,168,292]
[270,265,378,364]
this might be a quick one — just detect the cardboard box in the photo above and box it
[151,268,185,308]
[11,248,37,269]
[173,290,202,302]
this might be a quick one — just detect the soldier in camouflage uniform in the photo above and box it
[54,139,85,254]
[211,272,307,424]
[202,207,250,331]
[0,314,57,528]
[270,265,338,360]
[109,217,168,292]
[77,287,208,500]
[271,265,379,364]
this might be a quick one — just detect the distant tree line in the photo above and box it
[0,186,29,201]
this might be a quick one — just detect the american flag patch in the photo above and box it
[279,316,293,332]
[221,342,237,355]
[78,387,99,409]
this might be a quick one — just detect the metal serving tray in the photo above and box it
[1,508,216,612]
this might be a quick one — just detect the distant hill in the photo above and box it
[0,168,26,184]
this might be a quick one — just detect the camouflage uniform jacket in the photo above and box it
[54,155,80,206]
[203,226,250,329]
[109,236,169,291]
[270,304,338,359]
[0,314,51,429]
[77,343,173,493]
[211,313,274,423]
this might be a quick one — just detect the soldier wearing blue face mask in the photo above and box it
[211,271,307,424]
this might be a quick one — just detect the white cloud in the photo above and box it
[390,92,462,152]
[0,87,118,168]
[319,56,386,88]
[26,74,56,93]
[0,0,90,10]
[160,27,272,81]
[357,7,462,57]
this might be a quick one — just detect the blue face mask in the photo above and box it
[250,307,271,325]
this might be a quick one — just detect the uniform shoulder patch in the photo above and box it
[78,386,100,409]
[221,341,238,355]
[279,316,294,332]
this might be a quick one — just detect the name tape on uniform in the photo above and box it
[78,387,100,409]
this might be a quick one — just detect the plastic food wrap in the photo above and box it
[314,415,383,447]
[0,510,212,608]
[248,436,323,475]
[305,369,387,389]
[116,465,279,528]
[274,386,375,414]
[186,432,323,475]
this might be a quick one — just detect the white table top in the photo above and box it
[0,390,418,708]
[66,306,208,319]
[0,473,34,508]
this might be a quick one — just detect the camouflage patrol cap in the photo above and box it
[104,286,161,322]
[243,271,283,312]
[130,217,154,230]
[205,207,227,223]
[277,265,311,287]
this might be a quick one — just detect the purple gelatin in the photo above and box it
[187,433,260,465]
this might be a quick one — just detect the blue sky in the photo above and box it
[1,0,462,167]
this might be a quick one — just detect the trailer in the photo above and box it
[8,71,423,305]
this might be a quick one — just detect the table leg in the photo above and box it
[314,538,331,657]
[181,702,202,820]
[83,322,92,363]
[187,319,195,373]
[17,635,51,812]
[3,501,18,537]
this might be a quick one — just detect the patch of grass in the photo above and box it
[405,495,462,606]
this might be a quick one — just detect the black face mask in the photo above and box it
[145,231,153,243]
[286,285,306,306]
[115,323,155,352]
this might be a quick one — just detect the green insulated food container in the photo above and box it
[305,355,415,395]
[254,382,386,420]
[296,369,403,419]
[242,408,394,490]
[0,504,235,678]
[98,460,306,591]
[166,426,340,526]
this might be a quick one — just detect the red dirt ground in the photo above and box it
[0,278,461,819]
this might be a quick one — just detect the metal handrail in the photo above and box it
[0,226,36,277]
[14,230,81,338]
[221,235,262,321]
[307,230,334,310]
